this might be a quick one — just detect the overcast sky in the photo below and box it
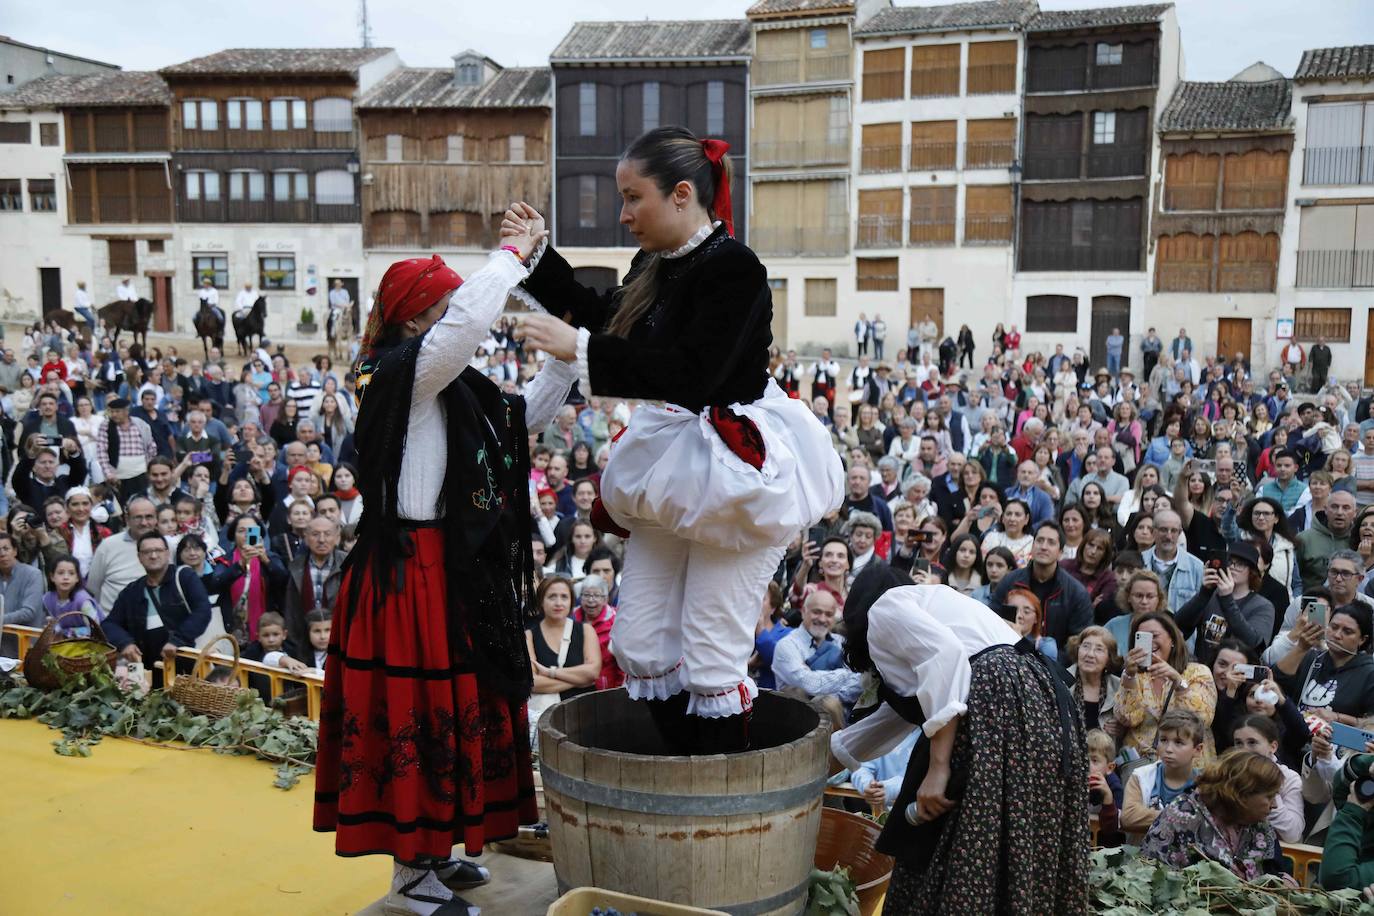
[7,0,1371,81]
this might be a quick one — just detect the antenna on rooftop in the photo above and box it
[358,0,375,48]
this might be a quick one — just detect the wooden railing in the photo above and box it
[3,623,325,720]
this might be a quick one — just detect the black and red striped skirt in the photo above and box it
[313,527,538,860]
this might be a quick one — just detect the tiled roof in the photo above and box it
[1159,79,1292,132]
[747,0,853,17]
[1027,3,1169,32]
[358,67,551,109]
[2,71,170,108]
[856,1,1037,35]
[551,20,751,62]
[1294,45,1374,83]
[160,48,393,77]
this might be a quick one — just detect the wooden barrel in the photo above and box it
[538,689,831,916]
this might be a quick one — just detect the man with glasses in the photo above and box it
[1297,490,1359,592]
[100,532,212,684]
[1143,508,1205,610]
[86,496,160,610]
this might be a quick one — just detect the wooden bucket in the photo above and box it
[538,690,830,916]
[813,808,893,916]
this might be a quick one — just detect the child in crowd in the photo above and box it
[1230,715,1303,842]
[45,554,103,635]
[302,608,330,672]
[1160,438,1189,491]
[242,611,300,698]
[1121,708,1205,839]
[1086,728,1124,848]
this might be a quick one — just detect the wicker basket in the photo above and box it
[813,807,894,916]
[165,634,253,717]
[22,610,117,690]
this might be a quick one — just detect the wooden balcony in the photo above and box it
[1218,262,1276,292]
[1163,185,1216,211]
[1155,261,1212,292]
[1087,148,1147,178]
[1020,242,1140,272]
[91,124,170,153]
[69,194,172,224]
[753,138,849,168]
[1221,182,1285,211]
[178,197,359,223]
[175,120,356,151]
[1027,63,1154,94]
[750,226,847,256]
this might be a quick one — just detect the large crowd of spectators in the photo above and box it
[11,310,1374,892]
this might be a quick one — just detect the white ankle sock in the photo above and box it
[390,863,462,915]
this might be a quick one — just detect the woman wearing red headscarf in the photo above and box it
[312,221,576,914]
[511,126,843,755]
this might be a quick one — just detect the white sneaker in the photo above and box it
[384,864,479,916]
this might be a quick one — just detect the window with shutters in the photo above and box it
[108,239,137,275]
[1025,295,1077,333]
[1303,101,1373,185]
[911,44,960,98]
[967,40,1016,94]
[966,118,1016,169]
[28,179,56,212]
[910,121,956,171]
[707,81,725,135]
[862,48,904,102]
[1294,308,1352,342]
[39,123,58,146]
[579,83,596,137]
[1024,113,1081,180]
[1164,153,1220,211]
[259,255,296,290]
[857,188,903,248]
[0,122,29,144]
[269,98,307,131]
[0,179,20,210]
[828,96,848,145]
[856,257,899,291]
[1222,150,1288,210]
[185,170,220,201]
[642,82,660,132]
[1218,232,1279,292]
[1154,233,1216,292]
[804,278,837,317]
[1296,203,1374,288]
[860,122,902,173]
[579,175,597,228]
[909,186,956,246]
[964,185,1012,244]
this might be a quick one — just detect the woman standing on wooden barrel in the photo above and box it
[834,565,1089,914]
[510,126,843,754]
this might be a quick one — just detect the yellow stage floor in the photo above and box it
[2,719,558,915]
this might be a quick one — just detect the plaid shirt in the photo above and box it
[95,416,157,477]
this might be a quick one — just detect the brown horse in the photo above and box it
[193,302,225,359]
[232,295,267,356]
[98,298,154,352]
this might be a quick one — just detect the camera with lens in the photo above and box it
[1342,755,1374,804]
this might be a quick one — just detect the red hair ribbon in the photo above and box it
[701,138,733,237]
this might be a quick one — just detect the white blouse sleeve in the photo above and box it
[867,588,974,738]
[412,251,527,404]
[522,359,577,432]
[830,703,917,772]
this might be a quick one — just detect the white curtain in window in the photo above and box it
[315,170,354,205]
[313,97,352,132]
